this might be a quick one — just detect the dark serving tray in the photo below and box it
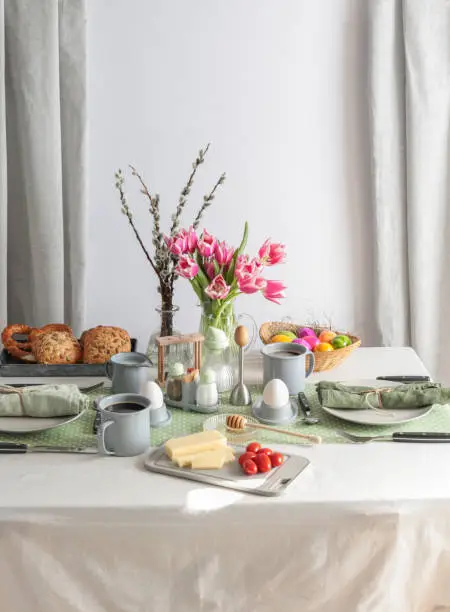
[0,339,137,377]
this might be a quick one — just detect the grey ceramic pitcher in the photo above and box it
[106,352,152,394]
[261,343,315,394]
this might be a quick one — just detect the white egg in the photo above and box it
[142,380,164,410]
[262,379,290,409]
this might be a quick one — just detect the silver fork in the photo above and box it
[336,429,450,443]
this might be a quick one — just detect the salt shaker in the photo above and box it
[195,368,219,408]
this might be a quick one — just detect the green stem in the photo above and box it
[211,290,240,326]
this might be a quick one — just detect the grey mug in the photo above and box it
[96,393,151,456]
[261,343,315,394]
[106,352,151,394]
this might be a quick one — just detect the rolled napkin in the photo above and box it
[318,381,450,410]
[0,384,87,417]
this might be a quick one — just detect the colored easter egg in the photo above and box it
[318,330,337,344]
[302,335,320,350]
[297,327,316,339]
[271,334,293,343]
[292,338,310,349]
[277,330,297,340]
[331,335,352,349]
[315,342,334,352]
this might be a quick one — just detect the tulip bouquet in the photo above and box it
[165,222,287,339]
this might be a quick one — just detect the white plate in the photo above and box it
[321,379,433,426]
[0,410,86,434]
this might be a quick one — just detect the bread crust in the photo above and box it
[83,326,131,364]
[33,331,82,365]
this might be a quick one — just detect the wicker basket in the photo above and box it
[259,321,361,373]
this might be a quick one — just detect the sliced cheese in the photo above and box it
[190,447,235,470]
[165,430,226,460]
[174,446,235,469]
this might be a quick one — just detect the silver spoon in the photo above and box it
[297,392,319,425]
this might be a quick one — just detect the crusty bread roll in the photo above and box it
[82,326,131,364]
[33,331,82,365]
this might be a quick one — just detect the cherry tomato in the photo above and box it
[246,442,261,454]
[257,448,273,457]
[270,452,284,468]
[238,452,256,467]
[254,453,272,473]
[242,458,258,476]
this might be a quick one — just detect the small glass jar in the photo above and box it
[196,368,219,408]
[166,362,185,402]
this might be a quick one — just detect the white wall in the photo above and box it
[86,0,377,351]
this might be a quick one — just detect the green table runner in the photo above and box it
[0,384,450,448]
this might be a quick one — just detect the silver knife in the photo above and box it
[0,442,98,454]
[337,430,450,443]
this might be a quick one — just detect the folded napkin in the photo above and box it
[318,381,450,410]
[0,384,86,417]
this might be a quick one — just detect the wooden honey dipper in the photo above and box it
[226,414,321,444]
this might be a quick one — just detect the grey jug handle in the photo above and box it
[106,360,113,379]
[305,350,315,378]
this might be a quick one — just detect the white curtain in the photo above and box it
[0,0,87,335]
[369,0,450,380]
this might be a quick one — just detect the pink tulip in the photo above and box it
[235,255,263,281]
[258,239,287,266]
[197,229,217,258]
[186,226,198,253]
[215,241,235,267]
[238,275,267,294]
[205,274,231,300]
[164,231,188,256]
[204,261,216,280]
[262,280,287,304]
[175,255,199,279]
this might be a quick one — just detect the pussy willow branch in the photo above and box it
[170,143,210,236]
[115,170,162,281]
[129,165,164,254]
[192,172,226,230]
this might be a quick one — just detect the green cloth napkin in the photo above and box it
[317,381,450,410]
[0,384,87,417]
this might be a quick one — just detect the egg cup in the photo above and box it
[149,402,172,428]
[252,397,298,426]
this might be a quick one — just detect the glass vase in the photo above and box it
[199,301,257,392]
[147,306,191,376]
[199,301,257,356]
[199,301,239,357]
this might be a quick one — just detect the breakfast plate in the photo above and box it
[0,409,86,434]
[321,379,433,426]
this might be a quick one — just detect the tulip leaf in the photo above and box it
[190,277,204,301]
[226,221,248,284]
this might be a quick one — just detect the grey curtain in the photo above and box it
[0,0,87,335]
[368,0,450,380]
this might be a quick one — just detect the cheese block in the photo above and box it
[165,430,227,460]
[190,447,235,470]
[174,446,235,469]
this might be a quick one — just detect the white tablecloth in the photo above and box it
[1,347,450,612]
